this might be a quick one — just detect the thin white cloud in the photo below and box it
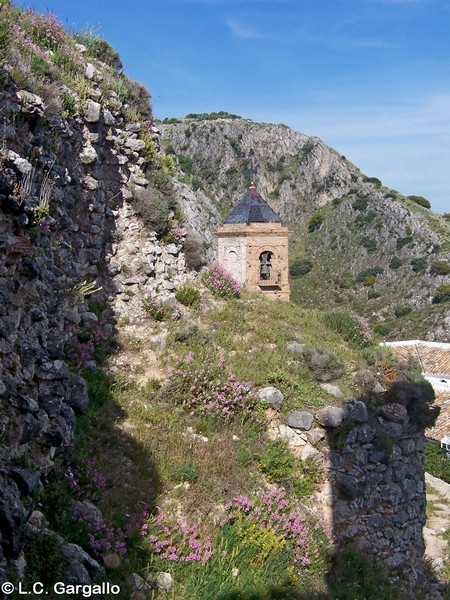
[247,91,450,213]
[225,18,260,39]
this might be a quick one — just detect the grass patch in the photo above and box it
[327,547,415,600]
[425,440,450,484]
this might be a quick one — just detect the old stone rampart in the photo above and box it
[265,380,438,587]
[0,67,196,582]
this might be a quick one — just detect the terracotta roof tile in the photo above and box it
[383,341,450,441]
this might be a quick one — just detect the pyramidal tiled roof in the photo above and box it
[224,184,282,224]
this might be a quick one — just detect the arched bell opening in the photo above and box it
[259,250,273,281]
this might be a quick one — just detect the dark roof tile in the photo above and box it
[224,185,282,224]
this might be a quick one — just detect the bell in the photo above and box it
[261,264,270,276]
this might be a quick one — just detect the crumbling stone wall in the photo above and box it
[264,380,437,587]
[0,67,195,583]
[326,399,427,576]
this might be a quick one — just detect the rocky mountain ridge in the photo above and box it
[160,116,450,341]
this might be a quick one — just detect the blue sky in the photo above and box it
[25,0,450,214]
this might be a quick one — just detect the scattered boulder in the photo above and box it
[287,410,314,431]
[65,373,89,414]
[70,500,104,528]
[61,543,104,584]
[295,443,323,463]
[154,572,174,591]
[103,554,121,569]
[287,341,305,354]
[320,383,344,398]
[258,386,284,410]
[268,423,307,448]
[307,428,326,445]
[80,145,98,164]
[316,406,345,428]
[84,100,101,122]
[16,90,45,116]
[128,573,152,594]
[37,360,70,381]
[9,467,40,494]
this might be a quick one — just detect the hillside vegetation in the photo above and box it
[160,116,450,343]
[41,285,430,599]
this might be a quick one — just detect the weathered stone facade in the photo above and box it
[217,222,290,301]
[217,185,290,301]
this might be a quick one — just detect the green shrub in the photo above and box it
[323,310,371,347]
[0,5,12,62]
[373,324,391,336]
[355,210,376,226]
[389,257,403,270]
[364,176,382,186]
[24,532,63,587]
[433,284,450,303]
[352,197,369,211]
[257,440,294,483]
[368,290,381,299]
[122,76,152,119]
[339,271,355,289]
[308,213,324,232]
[81,368,114,410]
[178,154,194,175]
[394,305,412,318]
[361,237,377,253]
[75,28,123,71]
[88,39,122,71]
[328,547,406,600]
[363,275,376,287]
[356,266,383,282]
[184,234,205,270]
[303,346,345,382]
[407,195,431,209]
[290,257,313,277]
[175,285,201,308]
[332,195,347,207]
[410,257,427,273]
[425,440,450,484]
[396,235,414,249]
[61,89,77,116]
[132,187,172,237]
[431,260,450,276]
[174,462,198,483]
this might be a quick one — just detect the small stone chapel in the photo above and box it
[216,183,290,301]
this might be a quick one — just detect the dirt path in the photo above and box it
[425,472,450,570]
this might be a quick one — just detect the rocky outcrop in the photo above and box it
[160,117,450,342]
[161,119,354,221]
[0,58,212,581]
